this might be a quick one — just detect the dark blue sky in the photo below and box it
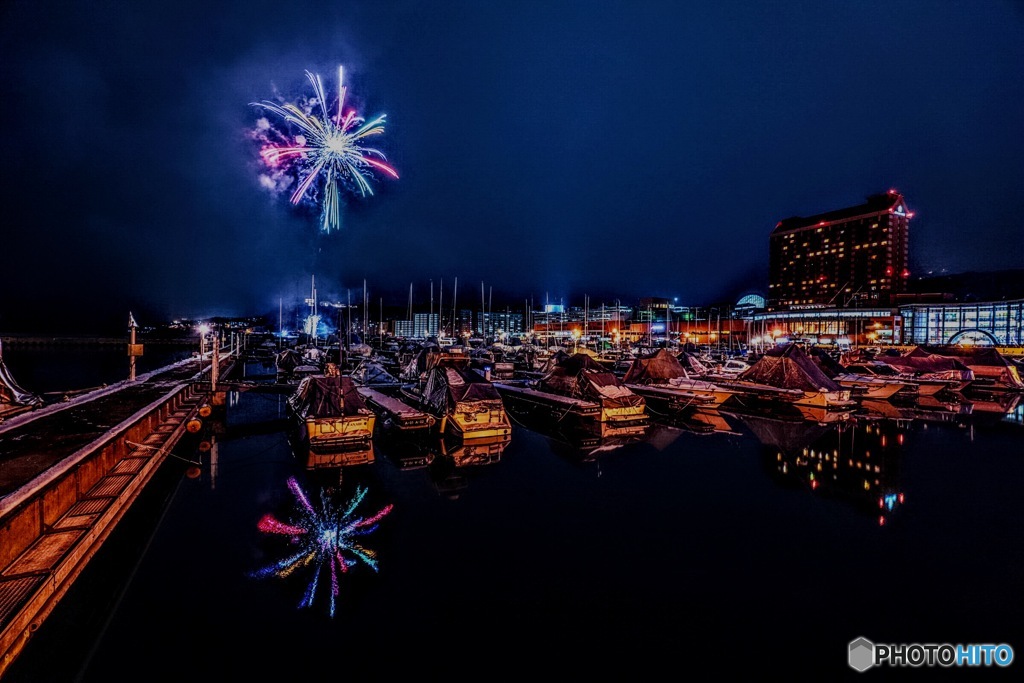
[2,1,1022,332]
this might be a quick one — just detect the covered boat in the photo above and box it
[410,356,512,440]
[872,348,975,396]
[910,346,1023,392]
[622,348,739,408]
[536,352,648,426]
[287,373,376,469]
[719,343,856,410]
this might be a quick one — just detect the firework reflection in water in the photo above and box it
[250,476,393,617]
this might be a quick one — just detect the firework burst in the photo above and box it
[251,65,399,234]
[250,476,393,617]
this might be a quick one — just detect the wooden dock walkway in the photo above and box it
[356,386,436,432]
[0,354,232,676]
[491,381,602,418]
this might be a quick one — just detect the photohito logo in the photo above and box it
[849,637,1014,671]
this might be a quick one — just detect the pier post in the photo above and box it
[211,338,219,392]
[127,312,142,382]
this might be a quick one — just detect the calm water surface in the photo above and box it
[4,353,1023,681]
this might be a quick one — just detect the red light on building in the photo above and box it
[901,269,910,278]
[885,266,893,276]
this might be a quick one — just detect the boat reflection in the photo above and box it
[302,444,376,487]
[856,397,972,426]
[731,409,906,525]
[434,432,512,467]
[424,433,512,499]
[650,405,743,436]
[964,389,1022,416]
[506,401,648,462]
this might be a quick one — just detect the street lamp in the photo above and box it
[197,323,210,354]
[197,323,211,375]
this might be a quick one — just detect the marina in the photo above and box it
[0,339,1019,679]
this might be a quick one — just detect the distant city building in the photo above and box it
[900,298,1024,346]
[735,294,766,312]
[769,190,912,310]
[475,311,524,337]
[413,313,439,338]
[394,320,414,337]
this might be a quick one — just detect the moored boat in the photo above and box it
[710,343,857,411]
[287,370,376,470]
[530,352,649,430]
[402,355,512,441]
[622,348,742,409]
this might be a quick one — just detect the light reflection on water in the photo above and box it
[5,375,1024,681]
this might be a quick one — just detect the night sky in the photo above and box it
[2,1,1022,333]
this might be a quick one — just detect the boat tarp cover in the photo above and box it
[0,353,43,407]
[738,343,841,392]
[351,360,400,385]
[676,350,714,375]
[808,347,845,379]
[399,344,452,382]
[422,364,504,415]
[538,349,573,374]
[875,348,974,381]
[622,348,688,384]
[911,345,1024,389]
[275,348,303,373]
[289,375,370,418]
[539,353,645,408]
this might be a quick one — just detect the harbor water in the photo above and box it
[2,350,1023,680]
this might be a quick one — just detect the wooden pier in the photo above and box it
[625,383,718,412]
[0,355,232,676]
[491,381,602,419]
[356,386,436,432]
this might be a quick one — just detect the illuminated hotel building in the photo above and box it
[768,190,912,310]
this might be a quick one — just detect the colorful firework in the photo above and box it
[250,476,393,617]
[251,65,399,234]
